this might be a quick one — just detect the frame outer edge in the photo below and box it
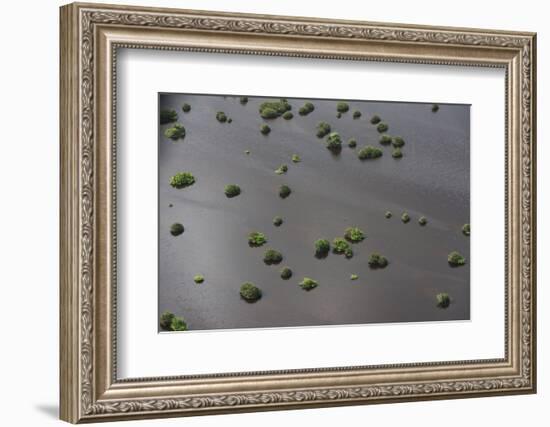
[60,3,81,424]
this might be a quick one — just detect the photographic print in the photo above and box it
[158,93,470,332]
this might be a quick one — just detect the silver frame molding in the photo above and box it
[60,2,536,423]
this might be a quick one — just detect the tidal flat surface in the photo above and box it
[158,93,470,331]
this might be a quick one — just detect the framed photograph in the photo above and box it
[60,2,537,423]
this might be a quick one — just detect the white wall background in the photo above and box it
[0,0,545,426]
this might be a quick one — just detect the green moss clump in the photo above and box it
[436,292,451,308]
[370,115,381,124]
[164,123,186,140]
[170,172,195,189]
[336,102,349,113]
[170,223,184,236]
[259,99,291,119]
[385,211,392,219]
[333,238,353,258]
[448,251,466,267]
[283,111,293,120]
[275,164,288,175]
[358,145,383,160]
[344,227,365,243]
[418,216,428,226]
[368,252,388,269]
[216,111,227,123]
[224,184,241,198]
[316,121,331,138]
[160,109,178,124]
[326,132,343,153]
[248,231,267,247]
[392,136,405,147]
[336,112,342,119]
[348,138,357,148]
[299,277,318,291]
[392,148,403,158]
[432,104,439,112]
[353,110,362,119]
[263,249,283,265]
[379,134,392,145]
[299,102,315,115]
[170,316,188,331]
[159,311,187,331]
[273,216,283,227]
[279,185,291,199]
[377,122,389,133]
[314,239,330,258]
[350,274,358,281]
[227,118,233,123]
[401,212,410,223]
[291,154,301,163]
[280,267,292,280]
[260,124,271,135]
[239,96,248,104]
[462,223,470,236]
[182,103,191,113]
[240,282,262,302]
[193,275,204,284]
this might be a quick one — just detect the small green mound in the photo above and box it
[298,102,315,116]
[336,102,349,113]
[239,96,248,104]
[462,223,470,236]
[248,231,267,247]
[353,110,362,119]
[170,223,184,236]
[350,274,358,281]
[260,124,271,135]
[316,121,331,138]
[432,104,439,112]
[418,216,428,226]
[170,172,195,189]
[291,154,301,163]
[160,311,187,331]
[227,118,233,123]
[279,185,292,199]
[259,99,291,119]
[448,251,466,267]
[299,277,318,291]
[333,238,353,258]
[273,216,283,227]
[370,115,381,124]
[326,132,343,153]
[275,164,288,175]
[401,212,410,223]
[368,252,388,269]
[216,111,228,123]
[336,112,342,119]
[280,267,292,280]
[164,123,186,140]
[240,282,262,302]
[348,138,357,148]
[392,136,405,147]
[193,275,204,284]
[314,239,330,258]
[436,292,451,308]
[385,211,392,219]
[224,184,241,198]
[182,103,191,113]
[160,109,178,124]
[344,227,365,243]
[358,146,383,160]
[263,249,283,265]
[377,123,389,133]
[282,111,293,120]
[392,148,403,158]
[379,134,392,145]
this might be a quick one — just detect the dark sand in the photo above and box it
[158,94,470,331]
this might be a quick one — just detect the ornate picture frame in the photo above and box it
[60,2,536,423]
